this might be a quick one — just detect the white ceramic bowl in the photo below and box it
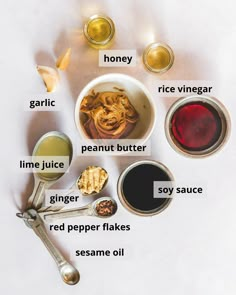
[74,73,156,145]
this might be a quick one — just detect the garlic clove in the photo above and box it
[56,48,71,70]
[36,66,59,92]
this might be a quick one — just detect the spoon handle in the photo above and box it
[26,209,80,284]
[60,184,78,198]
[27,178,46,210]
[42,206,91,222]
[27,209,66,265]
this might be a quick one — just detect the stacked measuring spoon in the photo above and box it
[16,131,117,285]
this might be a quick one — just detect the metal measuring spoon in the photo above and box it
[22,209,80,285]
[26,131,73,210]
[40,197,117,222]
[17,131,78,285]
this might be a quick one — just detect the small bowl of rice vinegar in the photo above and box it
[83,14,115,49]
[143,42,174,74]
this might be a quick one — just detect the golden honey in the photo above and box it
[143,43,174,73]
[83,15,115,49]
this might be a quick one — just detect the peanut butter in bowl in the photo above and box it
[75,73,156,146]
[80,90,139,139]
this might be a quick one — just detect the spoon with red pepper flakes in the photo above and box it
[40,197,117,222]
[95,199,117,217]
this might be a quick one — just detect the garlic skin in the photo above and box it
[56,48,71,70]
[36,66,59,92]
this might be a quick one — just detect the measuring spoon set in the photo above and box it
[16,131,117,285]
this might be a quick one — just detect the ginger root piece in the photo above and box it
[36,66,59,92]
[78,166,108,195]
[56,48,71,70]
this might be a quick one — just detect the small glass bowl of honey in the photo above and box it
[83,14,115,49]
[143,42,174,74]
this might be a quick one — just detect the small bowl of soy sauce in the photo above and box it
[117,160,174,216]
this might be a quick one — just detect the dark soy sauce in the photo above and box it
[122,163,171,213]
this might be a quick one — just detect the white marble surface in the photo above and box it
[1,0,236,294]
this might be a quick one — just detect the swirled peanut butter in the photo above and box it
[80,90,139,139]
